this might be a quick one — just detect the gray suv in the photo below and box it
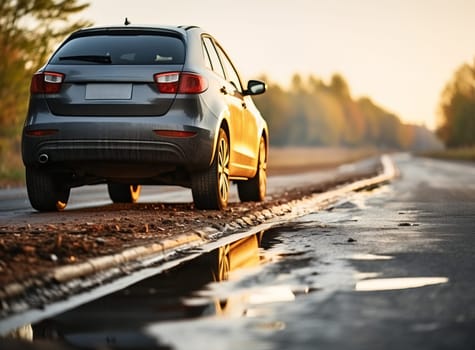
[22,25,268,211]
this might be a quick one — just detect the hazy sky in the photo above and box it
[82,0,475,129]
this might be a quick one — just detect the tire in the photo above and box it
[26,167,70,212]
[107,184,141,203]
[192,128,230,210]
[211,244,231,281]
[237,136,267,202]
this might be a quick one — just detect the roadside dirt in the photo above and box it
[0,159,380,292]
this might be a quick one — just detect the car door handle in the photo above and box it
[220,86,227,95]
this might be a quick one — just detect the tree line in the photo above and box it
[0,0,91,136]
[253,74,440,151]
[436,57,475,148]
[0,0,90,180]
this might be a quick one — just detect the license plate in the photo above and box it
[85,84,132,100]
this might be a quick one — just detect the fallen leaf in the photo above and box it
[22,245,36,254]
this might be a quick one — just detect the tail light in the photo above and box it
[30,72,65,94]
[154,72,208,94]
[154,130,197,138]
[25,129,58,137]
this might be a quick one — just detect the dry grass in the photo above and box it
[268,147,379,175]
[419,146,475,163]
[0,137,24,188]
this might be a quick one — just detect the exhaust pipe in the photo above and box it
[38,153,49,164]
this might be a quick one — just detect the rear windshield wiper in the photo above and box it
[59,55,112,64]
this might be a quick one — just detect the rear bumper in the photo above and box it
[22,132,214,175]
[28,139,189,164]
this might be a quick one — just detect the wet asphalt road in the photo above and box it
[6,156,475,350]
[3,154,475,349]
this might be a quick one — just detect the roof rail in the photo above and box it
[178,25,200,31]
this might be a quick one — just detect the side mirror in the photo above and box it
[245,80,266,95]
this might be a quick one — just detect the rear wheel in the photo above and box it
[237,136,267,202]
[26,167,70,212]
[107,184,141,203]
[211,244,231,281]
[192,128,230,210]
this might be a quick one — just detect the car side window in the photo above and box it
[202,41,213,70]
[215,44,243,93]
[202,37,225,78]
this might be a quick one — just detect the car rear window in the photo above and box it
[50,34,185,65]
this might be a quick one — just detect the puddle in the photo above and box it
[0,217,331,349]
[350,254,393,260]
[355,277,449,291]
[7,229,304,348]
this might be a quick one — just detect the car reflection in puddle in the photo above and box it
[29,230,301,349]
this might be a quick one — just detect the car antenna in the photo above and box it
[124,17,131,26]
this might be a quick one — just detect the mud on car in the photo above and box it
[22,25,268,211]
